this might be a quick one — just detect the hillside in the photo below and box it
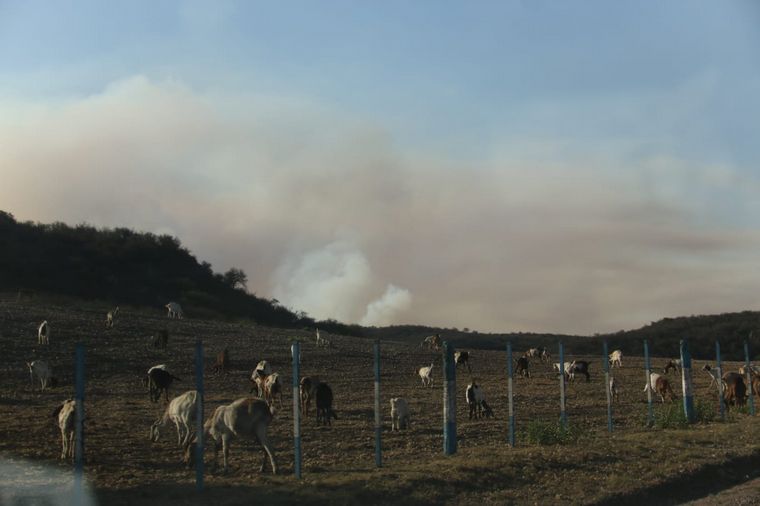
[0,210,358,335]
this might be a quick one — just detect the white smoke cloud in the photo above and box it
[2,76,760,334]
[361,284,412,326]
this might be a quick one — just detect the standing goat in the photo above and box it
[263,373,283,408]
[644,372,676,402]
[37,320,50,345]
[663,359,682,374]
[454,351,471,372]
[52,399,76,460]
[465,382,494,419]
[608,350,623,368]
[165,301,184,319]
[418,363,434,387]
[28,360,54,391]
[151,390,197,446]
[316,382,338,426]
[390,397,410,430]
[250,360,272,397]
[299,376,320,415]
[105,306,119,329]
[186,397,277,474]
[514,356,531,378]
[147,366,180,403]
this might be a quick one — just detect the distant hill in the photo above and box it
[0,210,359,335]
[1,210,757,360]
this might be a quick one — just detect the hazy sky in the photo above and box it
[2,1,759,334]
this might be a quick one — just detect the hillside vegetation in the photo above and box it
[1,210,758,360]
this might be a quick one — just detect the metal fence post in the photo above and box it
[194,340,204,491]
[559,342,567,428]
[716,340,725,421]
[507,342,515,447]
[443,342,456,455]
[292,341,302,478]
[644,340,654,427]
[603,341,612,432]
[74,343,85,505]
[374,339,382,467]
[745,340,756,416]
[680,339,695,423]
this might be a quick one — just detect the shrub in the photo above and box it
[524,421,579,445]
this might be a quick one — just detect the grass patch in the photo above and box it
[523,420,580,445]
[650,399,716,429]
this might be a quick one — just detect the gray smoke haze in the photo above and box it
[2,76,759,334]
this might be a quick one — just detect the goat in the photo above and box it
[702,364,725,391]
[315,328,331,348]
[148,366,180,403]
[567,360,591,382]
[418,363,434,387]
[185,397,277,474]
[608,349,623,368]
[37,320,50,345]
[540,348,551,363]
[514,356,530,378]
[316,382,338,426]
[644,372,676,402]
[663,359,682,374]
[609,376,620,402]
[465,382,494,419]
[263,373,283,408]
[525,348,540,358]
[249,360,272,396]
[52,399,76,460]
[722,372,747,410]
[390,397,410,430]
[299,376,320,415]
[27,360,54,391]
[105,306,119,329]
[165,301,184,319]
[454,351,471,372]
[151,390,197,446]
[738,364,760,376]
[148,329,169,350]
[420,334,441,351]
[211,348,230,374]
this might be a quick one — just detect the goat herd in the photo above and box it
[19,305,760,482]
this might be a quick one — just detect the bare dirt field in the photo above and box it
[1,295,758,505]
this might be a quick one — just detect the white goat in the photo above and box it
[27,360,52,391]
[105,306,119,329]
[52,399,76,460]
[165,301,184,319]
[418,363,434,387]
[702,364,727,392]
[190,397,277,474]
[609,349,623,368]
[390,397,411,430]
[263,372,283,407]
[151,390,198,446]
[250,360,272,397]
[643,372,676,402]
[525,348,540,358]
[37,320,50,345]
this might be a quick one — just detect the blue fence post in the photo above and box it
[74,343,85,505]
[443,341,456,455]
[374,339,382,467]
[292,341,302,478]
[680,339,695,423]
[558,342,567,428]
[603,341,612,432]
[745,340,756,416]
[506,342,515,447]
[194,340,204,491]
[716,341,725,421]
[644,340,654,427]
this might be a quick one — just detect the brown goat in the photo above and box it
[514,356,530,378]
[654,376,676,402]
[722,372,747,410]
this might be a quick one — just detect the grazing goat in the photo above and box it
[644,372,676,402]
[148,366,180,403]
[515,356,531,378]
[465,382,494,419]
[567,360,591,382]
[609,376,620,402]
[663,359,682,374]
[52,399,76,460]
[420,334,441,351]
[27,360,54,391]
[165,301,184,319]
[608,349,623,368]
[540,348,551,363]
[151,390,197,446]
[37,320,50,345]
[316,382,338,426]
[186,397,277,474]
[300,376,320,415]
[105,306,119,329]
[263,373,283,408]
[390,397,411,430]
[418,363,434,387]
[211,348,230,374]
[454,351,471,372]
[722,372,747,410]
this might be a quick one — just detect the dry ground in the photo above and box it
[0,295,758,505]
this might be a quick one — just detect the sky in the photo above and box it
[1,1,759,334]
